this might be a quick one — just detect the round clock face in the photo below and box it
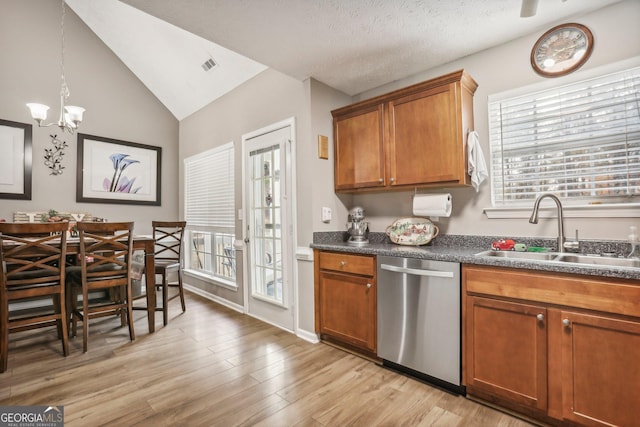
[531,23,594,77]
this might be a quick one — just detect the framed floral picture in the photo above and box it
[0,118,32,200]
[76,133,161,205]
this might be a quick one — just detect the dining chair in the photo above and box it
[152,221,187,326]
[66,221,135,353]
[0,221,70,373]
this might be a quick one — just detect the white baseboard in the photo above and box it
[185,284,319,344]
[184,284,244,313]
[296,328,320,344]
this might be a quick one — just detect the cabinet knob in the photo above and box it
[378,178,383,183]
[536,313,544,322]
[340,261,346,267]
[366,283,372,289]
[390,177,395,183]
[563,318,571,327]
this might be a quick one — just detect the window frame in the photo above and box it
[485,57,640,219]
[183,142,237,287]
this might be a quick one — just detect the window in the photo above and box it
[184,142,236,286]
[488,66,640,208]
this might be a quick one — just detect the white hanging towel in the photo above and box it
[467,130,488,192]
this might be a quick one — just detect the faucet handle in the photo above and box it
[563,229,580,252]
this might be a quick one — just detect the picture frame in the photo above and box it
[76,133,161,205]
[0,118,32,200]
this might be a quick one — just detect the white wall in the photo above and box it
[0,0,179,233]
[348,0,640,242]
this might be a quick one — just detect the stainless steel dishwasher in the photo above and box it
[377,255,463,394]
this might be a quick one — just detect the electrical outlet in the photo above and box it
[321,207,332,223]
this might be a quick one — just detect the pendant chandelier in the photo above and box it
[27,0,85,134]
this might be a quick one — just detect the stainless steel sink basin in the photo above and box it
[555,254,640,268]
[475,250,640,268]
[475,250,558,261]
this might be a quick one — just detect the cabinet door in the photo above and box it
[465,296,548,411]
[561,311,640,427]
[318,271,376,352]
[333,104,386,190]
[388,83,461,186]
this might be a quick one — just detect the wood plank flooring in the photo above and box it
[0,291,535,426]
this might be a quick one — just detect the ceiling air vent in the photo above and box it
[201,57,217,71]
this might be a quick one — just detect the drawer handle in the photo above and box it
[340,261,346,267]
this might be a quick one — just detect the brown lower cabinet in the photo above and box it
[463,264,640,427]
[314,250,377,357]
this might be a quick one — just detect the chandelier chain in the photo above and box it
[60,0,69,101]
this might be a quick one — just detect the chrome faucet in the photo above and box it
[529,193,573,253]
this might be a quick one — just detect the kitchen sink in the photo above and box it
[475,250,559,261]
[555,254,640,268]
[475,250,640,268]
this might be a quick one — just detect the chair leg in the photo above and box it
[1,296,8,373]
[126,282,135,342]
[68,285,78,338]
[54,294,69,357]
[162,272,169,326]
[82,291,89,353]
[178,270,186,313]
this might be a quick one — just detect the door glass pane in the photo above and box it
[250,144,284,304]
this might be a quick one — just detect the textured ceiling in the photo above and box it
[69,0,622,120]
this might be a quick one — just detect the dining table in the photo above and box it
[63,235,158,333]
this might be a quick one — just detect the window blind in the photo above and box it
[488,67,640,207]
[184,142,235,228]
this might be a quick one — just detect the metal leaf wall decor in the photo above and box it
[44,134,68,175]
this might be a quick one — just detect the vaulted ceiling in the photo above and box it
[66,0,622,120]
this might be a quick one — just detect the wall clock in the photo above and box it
[531,23,594,77]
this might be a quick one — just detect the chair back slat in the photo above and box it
[77,222,134,288]
[0,222,68,290]
[0,222,71,372]
[152,221,186,263]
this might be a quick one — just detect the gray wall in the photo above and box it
[179,68,311,309]
[0,0,179,233]
[349,0,640,242]
[177,0,640,339]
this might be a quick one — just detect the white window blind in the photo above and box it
[489,66,640,207]
[184,142,235,228]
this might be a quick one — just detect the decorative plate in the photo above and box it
[385,217,439,246]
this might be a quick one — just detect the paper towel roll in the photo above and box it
[412,193,452,217]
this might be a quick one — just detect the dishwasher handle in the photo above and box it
[380,263,454,278]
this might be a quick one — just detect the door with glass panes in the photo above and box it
[243,122,294,331]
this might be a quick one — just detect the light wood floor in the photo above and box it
[0,291,535,426]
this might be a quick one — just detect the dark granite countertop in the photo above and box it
[311,232,640,281]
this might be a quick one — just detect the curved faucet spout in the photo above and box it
[529,193,566,252]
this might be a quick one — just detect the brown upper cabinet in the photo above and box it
[332,70,478,192]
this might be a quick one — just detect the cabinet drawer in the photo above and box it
[318,252,375,276]
[463,265,640,318]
